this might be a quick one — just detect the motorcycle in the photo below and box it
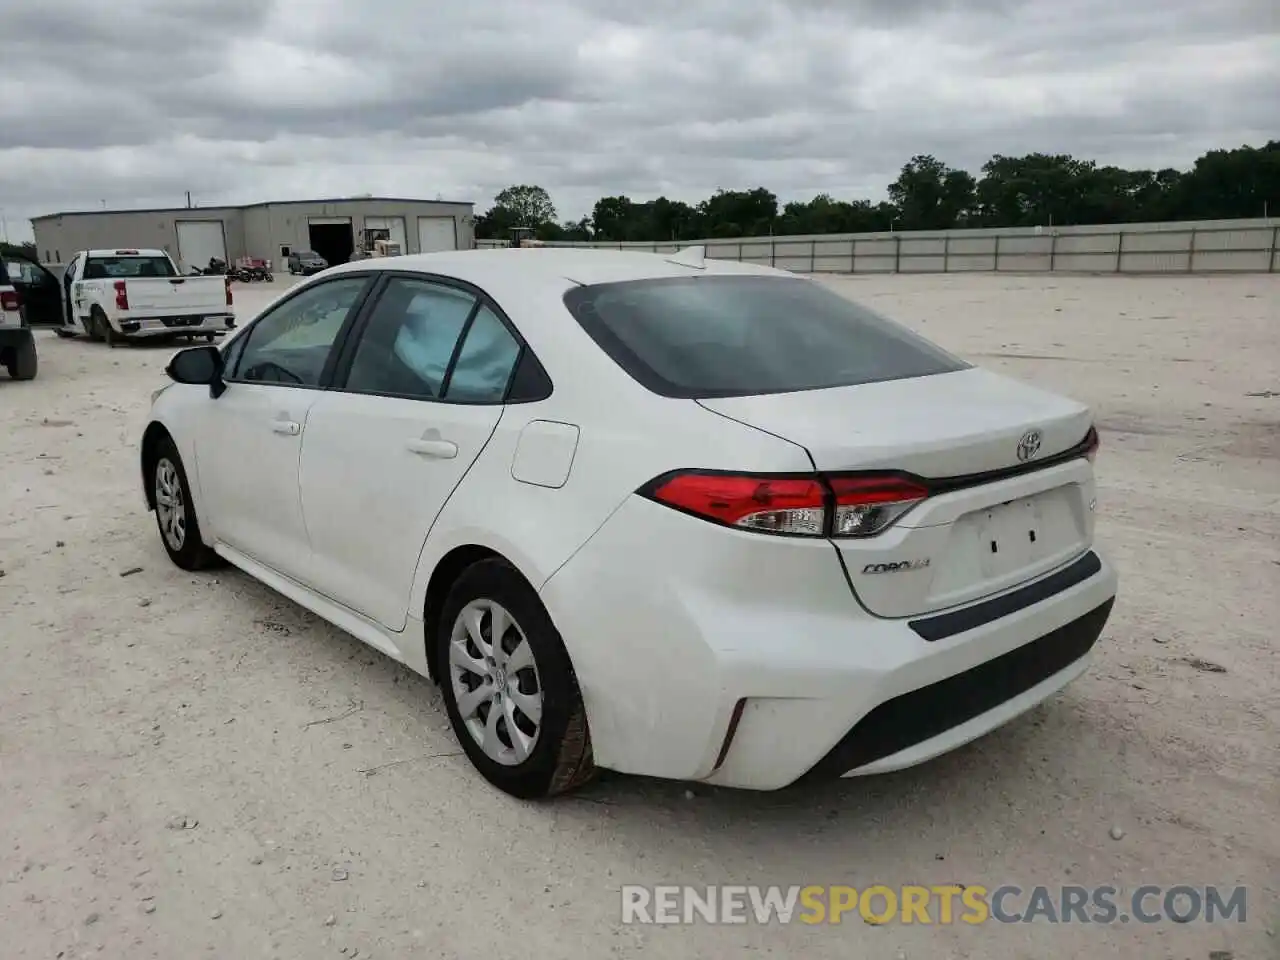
[243,259,273,282]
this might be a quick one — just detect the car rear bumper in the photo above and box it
[540,496,1118,791]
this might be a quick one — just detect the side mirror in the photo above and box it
[165,345,226,397]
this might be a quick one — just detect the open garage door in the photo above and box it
[175,220,227,274]
[363,216,406,255]
[308,216,354,267]
[417,216,457,254]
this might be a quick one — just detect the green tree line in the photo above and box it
[475,141,1278,243]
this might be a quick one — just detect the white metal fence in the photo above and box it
[501,217,1280,274]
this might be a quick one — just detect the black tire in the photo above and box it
[150,437,221,571]
[88,308,106,343]
[4,333,37,380]
[436,559,595,799]
[204,333,216,342]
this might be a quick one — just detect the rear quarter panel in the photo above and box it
[407,391,814,617]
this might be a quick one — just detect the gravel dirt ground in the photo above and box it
[1,272,1276,960]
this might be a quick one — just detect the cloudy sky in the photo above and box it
[1,0,1276,241]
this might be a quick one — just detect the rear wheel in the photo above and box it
[437,560,595,799]
[87,308,107,343]
[4,333,37,380]
[152,438,221,570]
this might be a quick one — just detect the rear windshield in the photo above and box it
[562,275,969,398]
[83,255,176,279]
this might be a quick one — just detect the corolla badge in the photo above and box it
[1016,429,1043,462]
[862,558,931,575]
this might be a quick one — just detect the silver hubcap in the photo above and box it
[449,599,543,766]
[155,458,186,551]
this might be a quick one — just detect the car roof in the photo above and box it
[325,246,785,288]
[317,247,801,412]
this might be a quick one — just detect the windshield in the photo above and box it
[298,251,320,258]
[562,275,969,399]
[83,255,177,279]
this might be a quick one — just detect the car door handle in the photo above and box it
[271,419,301,436]
[405,437,458,459]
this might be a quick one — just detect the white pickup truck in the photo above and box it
[59,249,237,345]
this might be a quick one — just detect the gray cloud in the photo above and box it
[0,0,1276,240]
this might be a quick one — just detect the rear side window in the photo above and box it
[562,276,969,399]
[446,305,521,402]
[83,255,176,279]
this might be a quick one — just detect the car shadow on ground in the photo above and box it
[39,330,225,351]
[197,558,1096,844]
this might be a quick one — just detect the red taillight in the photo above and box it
[643,471,928,538]
[114,280,129,311]
[0,289,20,312]
[1083,426,1099,464]
[647,472,827,535]
[225,277,233,306]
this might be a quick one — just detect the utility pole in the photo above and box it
[187,191,192,209]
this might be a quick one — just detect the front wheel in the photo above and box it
[437,560,595,799]
[152,438,221,570]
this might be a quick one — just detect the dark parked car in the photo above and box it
[287,250,328,275]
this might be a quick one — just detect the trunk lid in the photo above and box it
[699,368,1098,618]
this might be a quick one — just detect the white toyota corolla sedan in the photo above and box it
[141,247,1118,798]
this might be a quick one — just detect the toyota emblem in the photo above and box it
[1016,429,1043,462]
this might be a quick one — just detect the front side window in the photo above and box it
[9,260,54,285]
[563,275,970,399]
[343,277,478,400]
[231,276,369,386]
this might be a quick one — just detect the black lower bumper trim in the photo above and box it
[794,598,1114,784]
[909,551,1103,642]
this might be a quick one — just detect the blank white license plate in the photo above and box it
[973,494,1055,578]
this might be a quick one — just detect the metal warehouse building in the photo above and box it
[31,196,475,272]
